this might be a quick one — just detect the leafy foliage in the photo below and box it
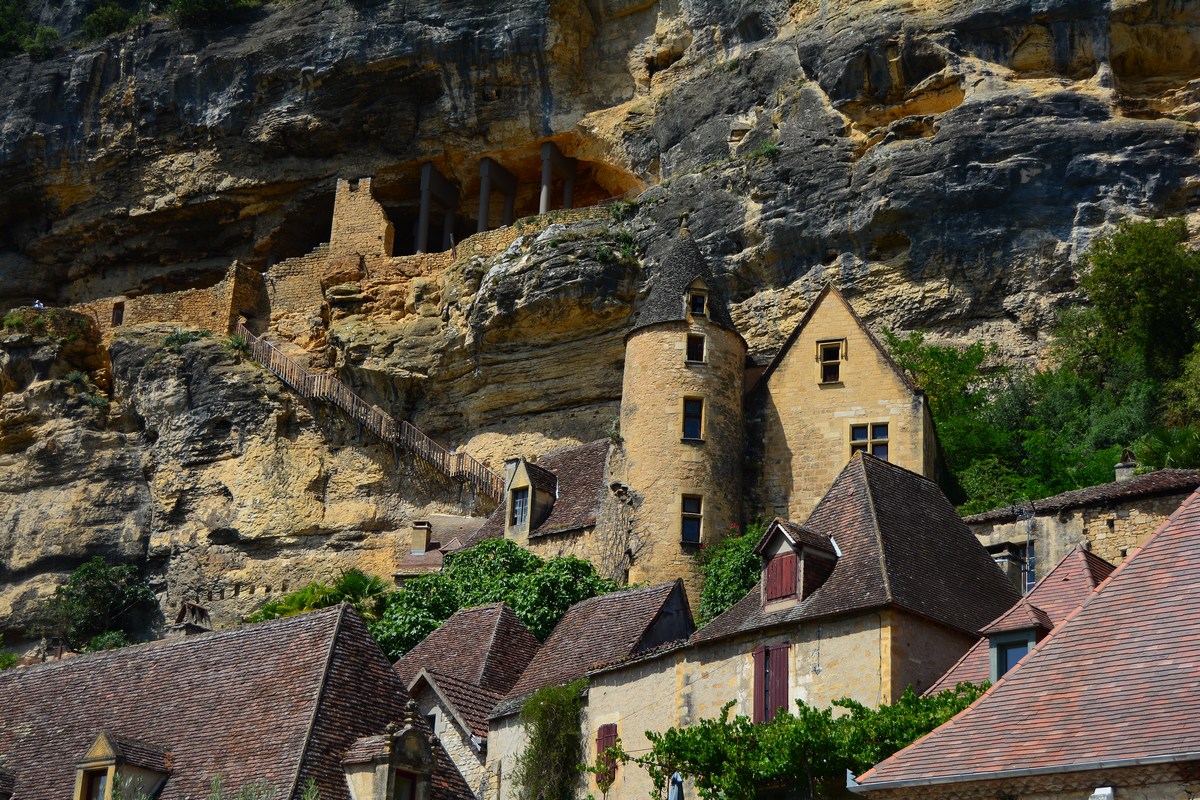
[162,327,211,352]
[165,0,256,27]
[82,1,135,40]
[34,557,156,649]
[244,569,390,623]
[1131,426,1200,471]
[512,679,587,800]
[369,539,619,660]
[608,684,987,800]
[0,651,16,670]
[84,630,131,651]
[696,521,764,625]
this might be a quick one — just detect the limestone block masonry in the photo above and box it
[617,317,745,604]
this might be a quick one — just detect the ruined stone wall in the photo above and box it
[330,178,394,257]
[616,319,745,605]
[970,492,1191,581]
[756,293,932,522]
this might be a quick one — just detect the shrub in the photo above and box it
[746,140,781,160]
[23,24,56,58]
[696,521,764,625]
[608,200,636,223]
[83,393,111,411]
[0,652,16,670]
[165,0,254,27]
[0,0,33,58]
[163,328,210,353]
[34,557,156,649]
[224,333,251,355]
[512,679,587,800]
[82,2,133,40]
[84,630,130,651]
[66,369,89,389]
[244,569,390,624]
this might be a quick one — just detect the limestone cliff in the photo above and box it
[1,0,1199,639]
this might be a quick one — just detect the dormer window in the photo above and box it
[755,520,838,609]
[988,630,1038,681]
[74,731,169,800]
[689,292,708,317]
[82,770,107,800]
[511,487,529,528]
[764,553,797,601]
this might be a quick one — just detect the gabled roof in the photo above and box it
[97,732,171,772]
[395,603,540,697]
[694,455,1018,643]
[754,518,836,555]
[857,488,1200,792]
[411,670,505,740]
[490,581,693,719]
[979,602,1051,635]
[0,606,472,800]
[924,545,1114,694]
[476,439,611,541]
[963,469,1200,523]
[756,283,919,394]
[629,235,738,334]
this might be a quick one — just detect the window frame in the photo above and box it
[680,495,703,544]
[682,397,704,441]
[988,629,1038,682]
[688,291,709,318]
[686,333,706,363]
[817,339,845,384]
[510,486,530,528]
[850,422,889,460]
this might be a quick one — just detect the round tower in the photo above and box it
[618,234,746,603]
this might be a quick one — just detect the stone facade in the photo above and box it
[413,685,489,799]
[754,287,935,521]
[617,318,745,603]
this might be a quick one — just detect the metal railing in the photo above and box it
[236,323,502,500]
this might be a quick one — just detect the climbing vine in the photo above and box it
[696,521,765,625]
[512,679,588,800]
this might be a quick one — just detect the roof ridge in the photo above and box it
[858,455,893,604]
[477,604,507,687]
[287,603,349,800]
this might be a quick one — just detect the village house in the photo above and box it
[967,468,1200,593]
[854,486,1200,800]
[0,605,473,800]
[395,604,542,799]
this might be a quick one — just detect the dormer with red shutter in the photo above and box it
[754,519,838,611]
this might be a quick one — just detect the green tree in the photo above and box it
[369,539,619,660]
[0,651,17,670]
[35,557,156,649]
[0,0,32,57]
[696,521,764,625]
[1131,426,1200,471]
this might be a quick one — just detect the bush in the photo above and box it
[84,630,130,651]
[244,569,390,623]
[224,333,251,355]
[34,557,156,649]
[746,141,781,160]
[696,522,764,625]
[0,0,33,58]
[66,370,89,389]
[23,24,56,58]
[165,0,254,26]
[0,652,16,670]
[82,2,132,40]
[83,393,111,411]
[163,328,210,353]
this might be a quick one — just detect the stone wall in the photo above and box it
[970,492,1192,584]
[616,319,745,605]
[755,291,933,522]
[413,684,489,800]
[888,609,979,697]
[330,178,394,258]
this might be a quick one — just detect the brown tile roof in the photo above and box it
[395,516,488,576]
[754,519,835,554]
[106,734,171,773]
[395,549,446,575]
[476,440,611,541]
[0,605,472,800]
[857,488,1200,791]
[924,545,1114,694]
[695,455,1020,643]
[417,671,506,740]
[490,581,692,719]
[979,602,1051,635]
[395,603,540,696]
[341,735,390,765]
[963,469,1200,523]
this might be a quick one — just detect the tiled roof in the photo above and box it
[857,488,1200,791]
[963,469,1200,523]
[525,462,558,497]
[419,671,506,739]
[476,440,611,541]
[395,603,540,696]
[490,581,691,719]
[756,284,919,395]
[630,235,738,334]
[979,602,1051,635]
[395,549,445,575]
[395,516,488,575]
[754,519,835,554]
[924,545,1114,694]
[106,733,171,773]
[342,735,389,765]
[695,455,1019,643]
[0,606,472,800]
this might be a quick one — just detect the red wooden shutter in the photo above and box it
[596,723,618,785]
[752,646,767,723]
[765,553,798,601]
[767,643,791,721]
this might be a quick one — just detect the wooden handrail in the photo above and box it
[235,323,501,500]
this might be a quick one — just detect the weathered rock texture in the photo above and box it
[1,0,1199,636]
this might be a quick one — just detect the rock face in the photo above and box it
[1,0,1199,637]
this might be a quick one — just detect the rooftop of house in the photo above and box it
[413,670,506,740]
[489,580,693,719]
[0,605,472,800]
[963,469,1200,524]
[629,234,738,335]
[924,545,1115,695]
[695,454,1020,644]
[857,488,1200,792]
[477,439,611,541]
[396,603,540,697]
[394,514,489,577]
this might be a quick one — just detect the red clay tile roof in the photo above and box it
[416,671,506,740]
[395,603,540,696]
[342,735,390,765]
[490,581,693,719]
[858,488,1200,791]
[924,545,1114,694]
[695,455,1019,643]
[0,605,472,800]
[476,440,611,541]
[979,602,1051,635]
[963,469,1200,523]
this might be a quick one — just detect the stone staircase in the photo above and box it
[235,322,502,502]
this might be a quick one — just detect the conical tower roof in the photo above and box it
[629,235,737,334]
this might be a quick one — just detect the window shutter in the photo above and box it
[596,723,618,785]
[767,643,791,721]
[752,646,767,723]
[765,553,798,601]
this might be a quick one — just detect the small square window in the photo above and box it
[510,487,529,527]
[681,495,702,543]
[689,292,708,317]
[818,340,843,383]
[84,770,108,800]
[682,398,704,440]
[686,334,706,363]
[850,423,889,460]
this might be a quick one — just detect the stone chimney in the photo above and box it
[1115,449,1137,482]
[411,521,432,555]
[167,600,212,639]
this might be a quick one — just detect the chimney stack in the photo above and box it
[411,521,433,554]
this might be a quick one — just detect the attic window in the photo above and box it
[689,291,708,317]
[765,553,797,602]
[988,630,1038,682]
[511,487,529,528]
[818,340,844,383]
[82,770,108,800]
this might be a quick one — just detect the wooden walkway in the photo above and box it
[235,322,502,501]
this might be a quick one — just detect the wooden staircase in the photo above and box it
[235,322,502,502]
